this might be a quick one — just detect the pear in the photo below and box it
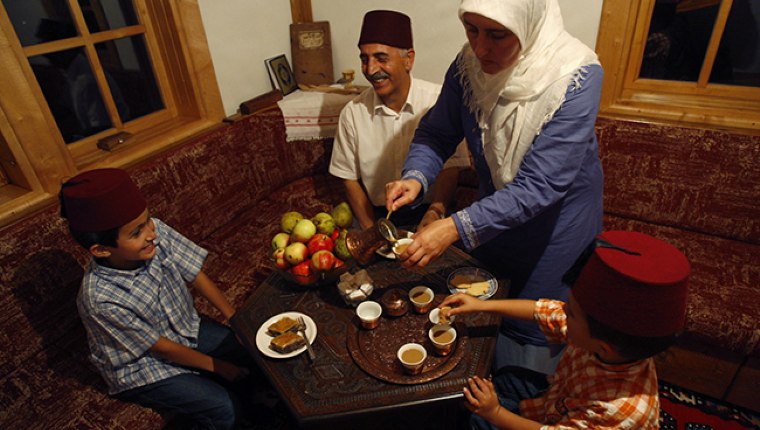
[334,229,351,260]
[280,211,304,234]
[311,212,336,235]
[331,202,353,229]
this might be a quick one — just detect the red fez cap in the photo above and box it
[358,10,413,49]
[60,168,146,232]
[572,231,690,337]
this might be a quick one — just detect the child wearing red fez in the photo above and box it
[59,168,261,429]
[440,231,690,429]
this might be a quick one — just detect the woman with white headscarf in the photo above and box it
[386,0,603,375]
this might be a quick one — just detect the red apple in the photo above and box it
[284,242,308,265]
[334,258,345,268]
[272,248,289,270]
[310,250,336,272]
[290,261,318,285]
[330,229,340,242]
[307,233,334,255]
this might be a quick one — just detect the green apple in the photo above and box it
[284,242,308,265]
[280,211,304,234]
[291,219,317,243]
[331,202,353,228]
[311,212,336,235]
[271,232,290,251]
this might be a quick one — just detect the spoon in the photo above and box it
[377,218,399,243]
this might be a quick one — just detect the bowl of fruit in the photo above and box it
[270,203,355,287]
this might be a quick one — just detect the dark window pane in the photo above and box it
[3,0,77,46]
[640,0,720,82]
[95,36,163,123]
[78,0,138,33]
[29,48,112,143]
[709,0,760,87]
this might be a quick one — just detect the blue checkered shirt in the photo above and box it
[77,218,207,394]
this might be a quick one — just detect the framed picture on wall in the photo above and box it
[265,54,298,96]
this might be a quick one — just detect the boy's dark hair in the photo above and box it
[585,312,679,361]
[59,190,119,249]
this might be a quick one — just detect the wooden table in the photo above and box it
[231,246,508,429]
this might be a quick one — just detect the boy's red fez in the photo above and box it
[572,231,690,337]
[60,168,146,232]
[358,10,413,49]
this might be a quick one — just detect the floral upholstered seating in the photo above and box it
[0,110,343,429]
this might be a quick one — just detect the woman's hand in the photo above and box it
[399,217,459,268]
[385,179,422,213]
[463,376,503,423]
[439,293,485,317]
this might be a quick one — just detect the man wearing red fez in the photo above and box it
[439,231,690,429]
[59,168,265,429]
[329,10,470,230]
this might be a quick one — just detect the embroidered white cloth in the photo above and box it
[277,90,357,141]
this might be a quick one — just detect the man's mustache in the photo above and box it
[367,71,390,82]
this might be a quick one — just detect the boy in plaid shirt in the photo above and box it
[60,168,256,429]
[441,231,690,429]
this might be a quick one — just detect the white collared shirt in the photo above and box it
[329,77,470,206]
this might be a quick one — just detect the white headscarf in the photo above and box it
[457,0,599,188]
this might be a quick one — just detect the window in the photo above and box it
[0,0,224,227]
[597,0,760,131]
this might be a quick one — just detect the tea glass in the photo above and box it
[428,324,457,356]
[408,286,434,314]
[356,301,382,330]
[397,342,427,375]
[392,238,414,258]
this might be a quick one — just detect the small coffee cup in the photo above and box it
[397,343,427,375]
[356,301,382,330]
[428,324,457,356]
[408,286,434,314]
[392,238,414,258]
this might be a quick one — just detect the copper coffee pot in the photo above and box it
[346,219,399,265]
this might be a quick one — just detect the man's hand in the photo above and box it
[385,179,422,213]
[212,357,250,382]
[463,376,503,423]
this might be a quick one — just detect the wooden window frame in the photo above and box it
[597,0,760,132]
[0,0,225,228]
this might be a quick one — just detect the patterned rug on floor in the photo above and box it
[659,381,760,430]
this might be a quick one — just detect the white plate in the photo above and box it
[447,267,498,300]
[255,312,317,359]
[375,231,414,259]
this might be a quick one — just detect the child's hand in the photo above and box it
[212,358,250,382]
[463,376,502,423]
[439,293,483,317]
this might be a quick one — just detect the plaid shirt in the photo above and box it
[520,299,660,429]
[77,219,207,394]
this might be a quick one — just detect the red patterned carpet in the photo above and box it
[659,382,760,430]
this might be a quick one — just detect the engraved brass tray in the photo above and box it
[347,294,467,385]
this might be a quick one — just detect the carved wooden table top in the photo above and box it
[231,246,508,425]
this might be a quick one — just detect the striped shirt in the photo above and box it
[520,299,660,429]
[77,219,207,394]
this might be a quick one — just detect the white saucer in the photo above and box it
[255,311,317,359]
